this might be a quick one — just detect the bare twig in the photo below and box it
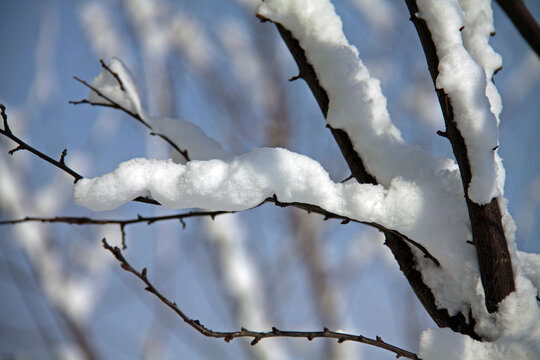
[101,238,420,360]
[0,197,440,267]
[0,104,159,206]
[265,195,440,266]
[0,104,83,183]
[0,211,233,227]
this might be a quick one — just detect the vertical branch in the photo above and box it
[404,0,515,313]
[495,0,540,58]
[258,16,479,338]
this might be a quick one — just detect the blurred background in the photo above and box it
[0,0,538,359]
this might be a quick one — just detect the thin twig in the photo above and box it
[0,197,440,267]
[0,103,159,206]
[100,58,125,91]
[71,65,190,162]
[265,195,440,266]
[0,104,83,183]
[101,238,420,360]
[0,211,233,227]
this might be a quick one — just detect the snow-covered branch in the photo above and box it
[405,0,515,315]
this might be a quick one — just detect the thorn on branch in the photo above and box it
[59,149,67,165]
[179,218,186,228]
[466,240,474,245]
[8,146,23,155]
[493,145,499,151]
[436,130,448,138]
[69,99,90,105]
[120,224,127,249]
[341,219,350,225]
[141,268,147,278]
[0,104,10,134]
[494,66,503,76]
[224,336,233,343]
[459,26,465,32]
[490,31,496,37]
[255,14,269,23]
[250,337,261,346]
[341,174,354,183]
[288,74,302,82]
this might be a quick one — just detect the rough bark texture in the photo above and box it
[258,15,480,339]
[404,0,515,314]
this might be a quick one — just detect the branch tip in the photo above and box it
[436,130,448,138]
[59,149,68,164]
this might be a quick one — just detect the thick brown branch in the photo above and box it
[256,14,478,336]
[404,0,515,314]
[496,0,540,58]
[101,238,420,360]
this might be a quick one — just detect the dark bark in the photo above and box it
[404,0,515,313]
[496,0,540,58]
[257,15,480,338]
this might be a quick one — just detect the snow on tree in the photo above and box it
[1,0,539,359]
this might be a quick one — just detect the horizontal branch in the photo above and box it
[0,104,83,182]
[0,194,440,267]
[101,238,420,360]
[0,211,231,227]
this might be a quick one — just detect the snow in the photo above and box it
[148,115,230,163]
[72,1,540,359]
[420,278,540,359]
[257,0,451,190]
[417,0,502,204]
[73,147,423,235]
[88,58,143,115]
[89,58,229,163]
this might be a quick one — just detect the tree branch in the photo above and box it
[0,103,159,206]
[256,14,479,337]
[101,238,420,360]
[496,0,540,58]
[70,61,190,162]
[404,0,515,314]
